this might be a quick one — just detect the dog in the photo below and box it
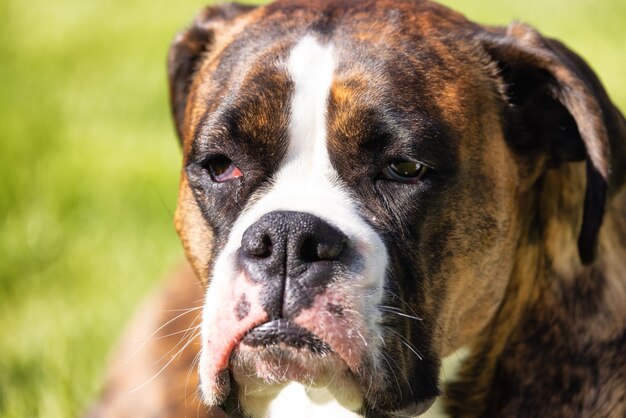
[91,0,626,417]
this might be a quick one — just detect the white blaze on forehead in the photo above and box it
[285,35,335,174]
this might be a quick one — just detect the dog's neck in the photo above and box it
[443,160,626,417]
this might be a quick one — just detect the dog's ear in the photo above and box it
[479,22,626,264]
[167,3,256,142]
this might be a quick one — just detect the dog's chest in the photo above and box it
[266,384,450,418]
[261,349,467,417]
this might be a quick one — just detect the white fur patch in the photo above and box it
[285,35,335,174]
[267,383,362,418]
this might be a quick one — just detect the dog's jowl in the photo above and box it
[92,1,626,417]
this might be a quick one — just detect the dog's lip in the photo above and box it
[240,319,333,355]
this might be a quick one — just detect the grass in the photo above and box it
[0,0,624,416]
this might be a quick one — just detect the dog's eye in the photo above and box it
[383,160,428,183]
[205,155,243,183]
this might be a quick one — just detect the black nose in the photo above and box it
[240,211,347,319]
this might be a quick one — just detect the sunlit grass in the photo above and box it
[0,0,624,416]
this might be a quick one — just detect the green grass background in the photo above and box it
[0,0,624,416]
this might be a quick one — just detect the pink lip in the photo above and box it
[200,274,369,404]
[200,273,268,402]
[293,291,367,373]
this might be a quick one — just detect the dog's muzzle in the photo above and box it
[199,210,374,409]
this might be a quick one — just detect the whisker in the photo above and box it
[379,289,459,359]
[380,289,422,319]
[379,334,387,348]
[144,325,202,342]
[356,330,368,347]
[162,305,204,313]
[379,306,423,322]
[155,319,202,366]
[175,312,204,350]
[127,307,203,363]
[321,367,339,393]
[390,350,414,398]
[380,351,403,398]
[130,331,201,394]
[433,318,457,355]
[153,311,203,366]
[400,339,423,361]
[385,328,424,361]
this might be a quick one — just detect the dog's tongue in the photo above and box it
[199,273,268,406]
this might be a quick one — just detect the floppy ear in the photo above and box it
[479,22,626,264]
[167,3,256,142]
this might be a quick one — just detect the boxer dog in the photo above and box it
[92,0,626,417]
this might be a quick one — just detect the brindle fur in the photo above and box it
[91,1,626,417]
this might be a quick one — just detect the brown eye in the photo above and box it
[205,155,243,183]
[383,160,428,183]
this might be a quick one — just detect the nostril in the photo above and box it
[258,235,273,258]
[299,235,346,262]
[299,235,320,262]
[317,238,346,260]
[244,232,273,258]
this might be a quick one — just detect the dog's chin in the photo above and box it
[222,319,366,415]
[231,319,352,386]
[232,343,348,386]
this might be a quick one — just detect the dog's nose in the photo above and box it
[240,211,347,319]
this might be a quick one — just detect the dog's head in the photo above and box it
[168,0,616,416]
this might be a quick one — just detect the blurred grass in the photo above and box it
[0,0,623,417]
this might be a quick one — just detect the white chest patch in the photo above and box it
[263,348,469,418]
[267,383,362,418]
